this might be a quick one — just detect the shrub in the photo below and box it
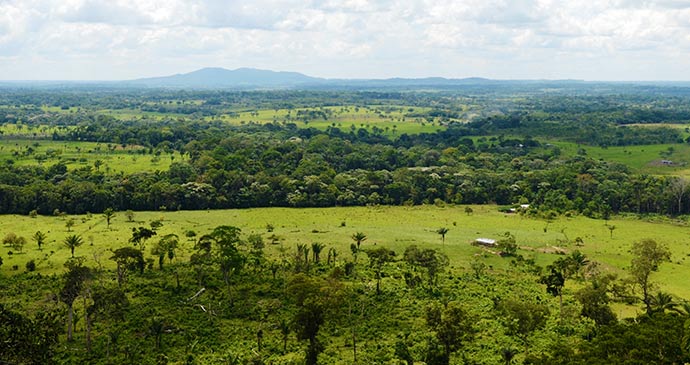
[25,260,36,272]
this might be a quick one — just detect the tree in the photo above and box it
[649,292,680,314]
[151,234,179,270]
[364,247,396,294]
[496,232,518,257]
[670,177,688,214]
[630,239,671,314]
[436,227,449,246]
[94,159,104,171]
[129,227,156,252]
[279,318,291,353]
[426,301,474,364]
[86,286,128,353]
[606,224,616,238]
[209,225,244,285]
[125,210,135,222]
[500,347,518,365]
[60,262,92,341]
[498,299,549,353]
[288,274,344,365]
[540,266,565,318]
[464,206,473,215]
[351,232,367,249]
[148,317,166,351]
[3,233,26,253]
[540,251,590,318]
[110,247,144,286]
[32,231,47,250]
[63,234,83,258]
[575,274,617,326]
[65,218,75,232]
[403,245,449,286]
[311,242,325,264]
[0,304,60,364]
[103,208,115,228]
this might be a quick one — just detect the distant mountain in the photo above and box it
[124,67,520,89]
[127,67,323,88]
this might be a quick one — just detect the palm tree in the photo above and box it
[351,232,367,249]
[64,234,84,258]
[103,208,115,229]
[279,319,290,353]
[311,242,325,264]
[649,292,679,314]
[148,317,165,350]
[500,347,518,365]
[32,230,47,250]
[436,227,449,246]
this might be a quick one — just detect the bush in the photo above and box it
[25,260,36,272]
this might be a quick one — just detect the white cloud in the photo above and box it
[0,0,689,80]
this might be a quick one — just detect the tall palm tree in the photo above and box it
[436,227,449,246]
[33,230,47,250]
[103,208,115,229]
[64,234,83,258]
[351,232,367,249]
[500,347,518,365]
[650,292,679,314]
[311,242,325,264]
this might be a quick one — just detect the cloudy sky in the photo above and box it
[1,0,689,81]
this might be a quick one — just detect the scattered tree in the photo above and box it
[103,208,115,228]
[364,247,396,294]
[436,227,449,246]
[32,231,47,250]
[351,232,367,249]
[630,238,671,314]
[426,301,474,365]
[63,234,83,258]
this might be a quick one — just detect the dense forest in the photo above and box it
[2,85,690,364]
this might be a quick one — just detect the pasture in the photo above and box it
[551,140,690,176]
[2,205,689,303]
[0,138,183,174]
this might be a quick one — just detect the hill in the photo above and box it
[127,67,323,88]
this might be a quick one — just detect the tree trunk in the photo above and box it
[67,304,74,341]
[86,314,92,352]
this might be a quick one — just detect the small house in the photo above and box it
[474,238,497,247]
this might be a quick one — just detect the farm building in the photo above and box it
[473,238,496,247]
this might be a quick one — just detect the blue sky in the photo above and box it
[1,0,689,81]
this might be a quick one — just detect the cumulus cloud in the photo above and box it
[0,0,689,80]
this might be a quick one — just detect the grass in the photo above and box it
[2,205,689,302]
[213,105,451,136]
[0,139,185,174]
[549,140,690,176]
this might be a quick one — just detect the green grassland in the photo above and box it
[3,205,688,303]
[549,140,690,176]
[215,105,452,135]
[0,138,183,174]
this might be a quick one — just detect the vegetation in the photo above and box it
[3,86,690,364]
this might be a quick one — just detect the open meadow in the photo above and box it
[0,138,184,174]
[3,205,689,303]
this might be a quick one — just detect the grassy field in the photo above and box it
[0,138,184,174]
[550,140,690,176]
[2,205,689,305]
[214,105,451,136]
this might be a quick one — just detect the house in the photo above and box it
[473,238,497,247]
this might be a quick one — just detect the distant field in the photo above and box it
[213,105,454,135]
[550,140,690,176]
[0,138,183,174]
[2,205,688,307]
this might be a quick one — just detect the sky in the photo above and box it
[1,0,690,81]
